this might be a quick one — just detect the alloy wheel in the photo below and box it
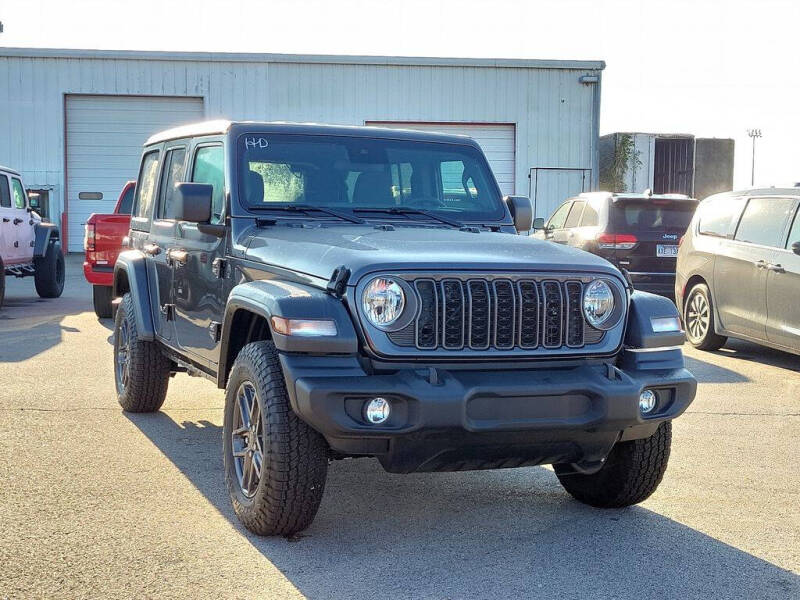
[686,291,710,342]
[231,381,264,498]
[116,319,131,392]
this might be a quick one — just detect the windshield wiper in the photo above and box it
[249,203,365,225]
[352,206,464,229]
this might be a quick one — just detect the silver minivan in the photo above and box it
[675,187,800,353]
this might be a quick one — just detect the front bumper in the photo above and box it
[281,351,696,473]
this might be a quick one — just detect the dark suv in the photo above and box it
[676,187,800,354]
[534,192,699,297]
[112,121,695,536]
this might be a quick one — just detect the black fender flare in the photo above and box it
[33,222,60,258]
[113,250,156,341]
[217,279,358,388]
[624,291,686,349]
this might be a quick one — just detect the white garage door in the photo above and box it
[65,95,205,251]
[365,122,515,195]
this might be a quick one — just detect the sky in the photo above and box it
[1,0,798,189]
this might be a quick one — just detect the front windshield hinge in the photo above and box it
[254,217,277,227]
[327,265,350,298]
[459,226,481,233]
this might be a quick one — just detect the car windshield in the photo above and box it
[610,200,698,232]
[237,133,505,222]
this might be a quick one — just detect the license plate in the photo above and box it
[656,244,678,257]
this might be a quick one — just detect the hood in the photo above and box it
[244,224,622,283]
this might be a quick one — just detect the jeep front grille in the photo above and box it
[387,277,603,351]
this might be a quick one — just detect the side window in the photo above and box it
[698,196,746,238]
[117,185,135,215]
[157,147,186,219]
[564,200,585,228]
[785,206,800,250]
[547,202,572,230]
[734,197,796,247]
[132,150,161,227]
[0,175,10,208]
[191,145,225,224]
[580,203,599,226]
[11,178,27,209]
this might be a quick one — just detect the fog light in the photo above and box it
[639,389,657,414]
[364,397,391,424]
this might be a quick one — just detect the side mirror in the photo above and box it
[532,217,545,230]
[173,182,212,223]
[504,195,533,233]
[792,241,800,256]
[28,192,40,209]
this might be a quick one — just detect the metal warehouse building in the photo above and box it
[0,48,604,251]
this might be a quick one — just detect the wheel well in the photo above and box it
[114,270,130,298]
[221,309,273,387]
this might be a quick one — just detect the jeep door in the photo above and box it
[171,140,226,364]
[714,196,796,341]
[9,177,35,262]
[765,200,800,351]
[0,174,16,263]
[559,199,585,247]
[129,146,175,340]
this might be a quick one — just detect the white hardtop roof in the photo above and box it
[578,191,696,202]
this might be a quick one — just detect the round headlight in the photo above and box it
[362,277,406,328]
[583,279,615,329]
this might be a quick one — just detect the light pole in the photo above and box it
[747,128,762,186]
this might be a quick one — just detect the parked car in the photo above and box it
[676,187,800,354]
[0,164,64,309]
[84,181,135,318]
[534,192,699,297]
[112,121,695,536]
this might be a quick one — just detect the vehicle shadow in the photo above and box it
[714,338,800,372]
[126,412,799,600]
[683,354,750,383]
[0,255,93,362]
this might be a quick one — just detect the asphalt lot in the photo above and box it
[1,255,798,599]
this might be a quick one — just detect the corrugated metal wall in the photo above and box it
[0,51,602,238]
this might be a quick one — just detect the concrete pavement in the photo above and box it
[1,256,798,599]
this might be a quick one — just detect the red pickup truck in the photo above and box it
[83,181,134,318]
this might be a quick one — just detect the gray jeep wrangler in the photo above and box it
[113,121,696,536]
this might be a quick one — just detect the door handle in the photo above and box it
[143,243,161,256]
[755,259,768,269]
[166,248,189,266]
[13,218,23,225]
[767,263,785,274]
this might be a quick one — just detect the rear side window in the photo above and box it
[611,200,697,232]
[192,145,225,224]
[698,196,746,237]
[564,201,585,228]
[132,150,161,226]
[158,147,187,219]
[734,197,796,247]
[580,203,599,226]
[0,176,10,208]
[11,178,27,209]
[117,185,135,215]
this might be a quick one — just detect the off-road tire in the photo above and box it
[555,421,672,508]
[92,285,114,319]
[113,293,170,413]
[223,341,329,536]
[0,256,5,310]
[684,283,727,351]
[34,241,65,298]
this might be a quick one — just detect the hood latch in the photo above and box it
[327,265,350,298]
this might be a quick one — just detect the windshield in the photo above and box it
[610,200,698,232]
[237,133,505,222]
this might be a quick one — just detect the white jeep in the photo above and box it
[0,165,65,309]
